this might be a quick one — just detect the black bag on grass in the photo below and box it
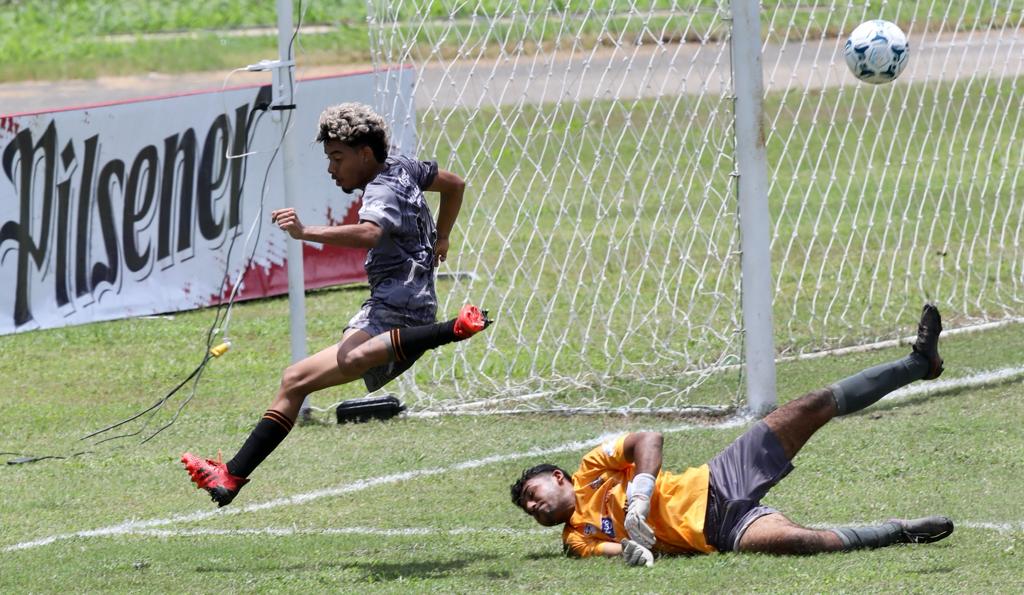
[335,395,406,424]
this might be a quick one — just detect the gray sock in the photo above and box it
[829,354,928,416]
[831,523,902,551]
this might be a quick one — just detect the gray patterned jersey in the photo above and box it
[357,155,440,314]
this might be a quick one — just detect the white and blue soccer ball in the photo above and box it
[843,20,909,84]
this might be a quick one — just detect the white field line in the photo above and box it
[2,418,746,553]
[99,526,555,538]
[881,365,1024,404]
[409,405,733,418]
[959,521,1024,533]
[14,520,1024,544]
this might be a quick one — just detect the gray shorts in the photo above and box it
[345,301,436,392]
[703,421,794,552]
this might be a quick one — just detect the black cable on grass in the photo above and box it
[82,354,212,444]
[8,2,309,465]
[140,360,210,445]
[5,451,91,465]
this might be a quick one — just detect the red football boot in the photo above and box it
[181,452,249,507]
[453,304,492,339]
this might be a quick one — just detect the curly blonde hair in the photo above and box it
[315,102,390,162]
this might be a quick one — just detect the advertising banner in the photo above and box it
[0,68,415,334]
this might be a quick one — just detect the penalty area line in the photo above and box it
[882,365,1024,403]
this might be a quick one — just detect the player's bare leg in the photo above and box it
[272,329,382,420]
[276,304,494,419]
[182,304,491,507]
[738,513,954,554]
[741,305,950,554]
[763,303,944,461]
[294,328,393,425]
[761,388,837,460]
[737,513,844,554]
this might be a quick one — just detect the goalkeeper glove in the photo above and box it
[621,539,655,567]
[624,472,656,548]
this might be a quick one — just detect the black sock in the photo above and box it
[829,353,928,416]
[831,523,902,550]
[226,409,293,477]
[390,318,459,362]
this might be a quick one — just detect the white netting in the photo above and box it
[365,1,1024,412]
[761,1,1024,350]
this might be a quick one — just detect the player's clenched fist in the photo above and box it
[434,237,450,265]
[271,208,305,240]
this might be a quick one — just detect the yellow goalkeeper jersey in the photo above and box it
[562,433,714,557]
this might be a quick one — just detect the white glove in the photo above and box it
[621,539,655,567]
[624,473,656,548]
[625,495,655,547]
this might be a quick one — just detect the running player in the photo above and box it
[183,103,491,507]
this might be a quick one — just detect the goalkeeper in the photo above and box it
[511,304,953,566]
[182,103,491,507]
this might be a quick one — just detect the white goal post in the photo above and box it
[363,1,1024,415]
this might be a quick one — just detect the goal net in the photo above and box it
[365,1,1024,413]
[759,2,1024,350]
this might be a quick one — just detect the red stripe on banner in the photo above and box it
[210,199,367,305]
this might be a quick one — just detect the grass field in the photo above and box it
[2,2,1023,591]
[0,295,1021,591]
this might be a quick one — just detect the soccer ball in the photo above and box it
[843,20,909,84]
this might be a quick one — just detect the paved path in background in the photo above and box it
[1,29,1022,116]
